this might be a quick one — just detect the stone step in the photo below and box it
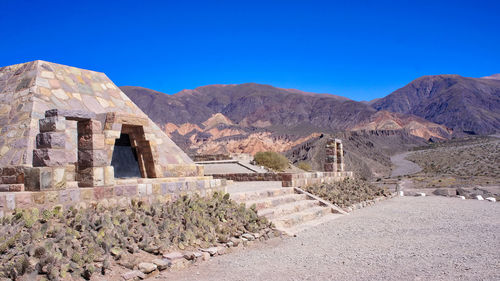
[231,187,295,202]
[280,213,344,236]
[258,199,320,219]
[245,194,308,210]
[273,206,332,229]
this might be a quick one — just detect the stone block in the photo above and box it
[324,163,336,172]
[23,167,53,191]
[0,194,6,211]
[77,120,102,134]
[32,192,45,204]
[77,167,104,187]
[104,130,121,139]
[33,149,68,167]
[59,190,71,204]
[94,186,113,200]
[45,109,96,121]
[65,165,76,181]
[78,134,105,150]
[80,189,93,200]
[152,183,161,195]
[78,149,108,167]
[325,147,336,155]
[104,166,115,186]
[7,184,24,192]
[138,184,147,196]
[69,189,80,202]
[326,155,337,163]
[6,194,15,210]
[52,167,66,189]
[121,270,145,281]
[45,191,59,204]
[39,116,66,132]
[15,193,32,209]
[114,185,137,197]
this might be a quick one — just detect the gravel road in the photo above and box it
[162,196,500,281]
[391,152,422,177]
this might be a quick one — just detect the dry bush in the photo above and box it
[296,162,312,172]
[0,193,272,280]
[304,178,390,208]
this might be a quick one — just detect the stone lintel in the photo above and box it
[45,109,96,121]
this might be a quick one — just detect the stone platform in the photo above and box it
[0,176,226,217]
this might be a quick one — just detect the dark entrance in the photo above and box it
[111,133,142,178]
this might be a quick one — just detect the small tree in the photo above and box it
[254,151,289,172]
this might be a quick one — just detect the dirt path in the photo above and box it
[160,196,500,281]
[390,151,422,177]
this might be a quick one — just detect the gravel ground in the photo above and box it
[161,196,500,281]
[391,152,422,177]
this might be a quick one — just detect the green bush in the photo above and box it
[297,162,312,172]
[254,151,289,171]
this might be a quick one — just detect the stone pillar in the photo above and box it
[324,139,338,172]
[335,140,344,172]
[76,120,114,187]
[30,116,68,190]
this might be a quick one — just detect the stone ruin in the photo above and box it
[0,60,225,216]
[324,139,344,173]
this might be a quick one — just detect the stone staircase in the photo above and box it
[228,181,344,235]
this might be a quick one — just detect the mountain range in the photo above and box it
[371,74,500,135]
[120,74,498,155]
[120,74,499,178]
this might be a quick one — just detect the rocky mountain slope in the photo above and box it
[121,84,451,156]
[352,111,452,140]
[286,131,427,179]
[371,75,500,135]
[121,83,373,132]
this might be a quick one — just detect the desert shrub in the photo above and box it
[297,162,312,172]
[304,178,390,208]
[0,192,272,280]
[254,151,289,171]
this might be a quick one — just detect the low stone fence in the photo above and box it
[212,171,354,187]
[0,176,226,217]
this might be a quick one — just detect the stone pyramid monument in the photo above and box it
[0,60,204,192]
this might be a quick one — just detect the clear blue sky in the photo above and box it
[1,0,499,101]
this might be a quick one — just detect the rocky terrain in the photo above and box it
[166,196,500,281]
[371,74,500,135]
[287,131,428,179]
[0,193,275,280]
[404,136,500,194]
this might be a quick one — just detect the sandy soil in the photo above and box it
[158,196,499,281]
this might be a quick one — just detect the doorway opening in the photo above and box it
[111,133,142,178]
[111,125,157,178]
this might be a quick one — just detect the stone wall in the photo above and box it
[212,171,354,187]
[0,176,226,218]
